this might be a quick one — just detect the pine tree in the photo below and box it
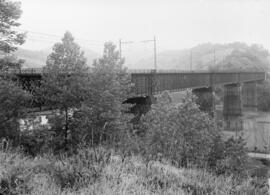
[41,31,89,151]
[74,42,132,145]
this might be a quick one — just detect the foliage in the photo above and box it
[72,42,133,146]
[40,31,89,152]
[0,147,265,195]
[138,90,219,167]
[0,0,26,70]
[0,78,31,141]
[215,136,248,177]
[20,41,133,155]
[19,127,55,156]
[119,90,249,179]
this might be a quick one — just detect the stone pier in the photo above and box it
[223,83,243,132]
[242,82,258,112]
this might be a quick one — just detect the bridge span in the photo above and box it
[3,68,266,96]
[4,68,267,132]
[130,70,265,95]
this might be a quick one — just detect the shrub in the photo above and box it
[215,136,248,177]
[140,90,219,168]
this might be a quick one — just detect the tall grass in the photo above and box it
[0,146,266,195]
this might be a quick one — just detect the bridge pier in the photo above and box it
[223,83,243,132]
[192,87,215,117]
[124,95,156,123]
[242,81,258,112]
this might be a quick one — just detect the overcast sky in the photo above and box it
[18,0,270,53]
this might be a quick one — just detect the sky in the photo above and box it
[18,0,270,53]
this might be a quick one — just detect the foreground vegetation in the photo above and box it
[1,146,268,195]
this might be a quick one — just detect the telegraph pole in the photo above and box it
[119,39,133,59]
[213,48,216,66]
[190,50,193,71]
[119,39,122,58]
[153,36,157,70]
[142,36,157,70]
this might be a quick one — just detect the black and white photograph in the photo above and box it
[1,0,270,194]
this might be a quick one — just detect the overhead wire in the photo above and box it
[16,28,107,44]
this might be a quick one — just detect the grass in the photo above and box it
[0,147,267,195]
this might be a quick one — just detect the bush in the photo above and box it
[139,90,219,168]
[215,136,248,177]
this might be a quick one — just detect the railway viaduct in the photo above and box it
[7,68,266,131]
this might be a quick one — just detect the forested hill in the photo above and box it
[210,45,270,71]
[135,42,270,71]
[15,42,270,71]
[15,48,99,68]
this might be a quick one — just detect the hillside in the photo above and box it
[16,48,100,68]
[135,42,270,71]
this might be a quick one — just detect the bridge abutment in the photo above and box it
[223,83,243,132]
[192,87,215,117]
[242,81,258,112]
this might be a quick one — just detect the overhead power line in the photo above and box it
[16,28,108,45]
[27,37,103,46]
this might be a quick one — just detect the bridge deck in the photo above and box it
[2,68,266,96]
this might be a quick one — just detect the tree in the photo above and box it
[0,78,31,141]
[0,0,29,145]
[41,31,89,152]
[73,42,133,146]
[0,0,26,70]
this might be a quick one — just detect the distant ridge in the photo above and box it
[134,42,270,71]
[16,47,100,68]
[15,42,270,71]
